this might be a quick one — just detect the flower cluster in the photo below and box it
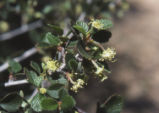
[42,56,60,75]
[46,60,60,72]
[91,20,104,30]
[100,48,116,62]
[91,60,108,82]
[71,79,85,93]
[42,56,52,63]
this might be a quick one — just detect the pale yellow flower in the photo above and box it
[101,76,108,82]
[42,56,52,63]
[39,88,47,94]
[95,66,104,75]
[92,20,104,30]
[71,79,85,93]
[46,60,60,72]
[101,48,116,61]
[92,46,98,51]
[92,60,104,76]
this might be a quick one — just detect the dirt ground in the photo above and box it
[76,0,159,113]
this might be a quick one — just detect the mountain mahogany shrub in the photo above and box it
[0,19,124,113]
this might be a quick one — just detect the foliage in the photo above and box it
[0,0,129,113]
[0,18,124,113]
[97,95,124,113]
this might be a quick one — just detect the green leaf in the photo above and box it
[91,49,102,60]
[43,32,61,44]
[30,93,44,112]
[57,77,68,85]
[73,21,88,35]
[66,41,78,53]
[42,5,53,14]
[19,90,24,98]
[47,90,60,99]
[29,30,43,43]
[0,93,22,112]
[76,21,89,32]
[40,32,61,48]
[101,95,124,113]
[100,19,113,30]
[48,24,63,35]
[59,88,69,99]
[65,53,76,70]
[48,77,68,90]
[8,60,22,74]
[24,108,33,113]
[47,87,69,99]
[59,36,69,42]
[41,97,58,111]
[61,95,76,111]
[25,69,43,87]
[98,61,111,73]
[37,42,51,48]
[30,61,41,74]
[73,25,86,35]
[67,40,78,47]
[50,77,68,86]
[68,59,78,72]
[77,41,92,59]
[92,30,112,43]
[49,83,64,90]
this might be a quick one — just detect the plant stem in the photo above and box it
[0,20,43,41]
[0,47,37,73]
[4,79,28,87]
[75,107,87,113]
[91,40,105,51]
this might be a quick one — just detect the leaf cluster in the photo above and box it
[0,19,122,113]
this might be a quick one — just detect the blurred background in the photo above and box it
[76,0,159,113]
[0,0,159,113]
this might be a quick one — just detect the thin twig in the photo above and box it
[0,20,43,41]
[75,53,83,62]
[63,18,71,36]
[4,79,28,87]
[76,107,87,113]
[29,89,38,100]
[57,47,66,72]
[58,51,62,61]
[64,12,86,47]
[91,40,105,51]
[0,47,38,73]
[86,0,92,4]
[78,12,86,21]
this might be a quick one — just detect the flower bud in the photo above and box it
[0,21,9,32]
